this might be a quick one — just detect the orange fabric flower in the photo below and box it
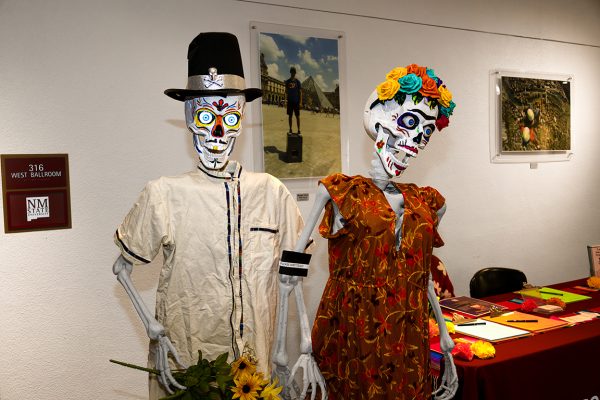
[429,318,439,338]
[419,76,440,99]
[406,63,428,77]
[587,276,600,289]
[546,297,566,309]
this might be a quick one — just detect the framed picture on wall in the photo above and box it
[250,22,345,180]
[588,245,600,277]
[489,70,573,164]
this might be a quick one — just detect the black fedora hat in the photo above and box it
[165,32,262,102]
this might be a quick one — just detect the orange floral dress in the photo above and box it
[312,174,445,400]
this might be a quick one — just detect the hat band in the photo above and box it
[187,74,246,91]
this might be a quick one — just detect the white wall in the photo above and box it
[1,0,599,398]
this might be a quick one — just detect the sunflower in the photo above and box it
[260,377,283,400]
[231,373,262,400]
[231,356,256,379]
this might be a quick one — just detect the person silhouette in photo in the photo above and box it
[285,66,302,135]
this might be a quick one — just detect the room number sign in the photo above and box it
[1,154,71,233]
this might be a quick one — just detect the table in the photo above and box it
[453,278,600,400]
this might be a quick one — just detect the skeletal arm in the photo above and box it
[113,255,186,393]
[429,201,457,399]
[274,184,330,400]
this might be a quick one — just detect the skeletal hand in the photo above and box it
[433,352,458,400]
[290,353,327,400]
[154,335,188,394]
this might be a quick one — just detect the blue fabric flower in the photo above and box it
[439,100,456,117]
[398,73,422,94]
[426,68,437,80]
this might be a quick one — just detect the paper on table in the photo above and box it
[516,287,591,303]
[483,311,568,332]
[453,318,531,342]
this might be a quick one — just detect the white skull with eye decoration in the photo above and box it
[185,95,245,170]
[363,92,438,177]
[363,65,455,177]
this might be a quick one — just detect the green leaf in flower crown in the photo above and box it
[412,93,423,104]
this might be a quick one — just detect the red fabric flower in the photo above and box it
[435,115,450,131]
[520,299,538,312]
[452,342,474,361]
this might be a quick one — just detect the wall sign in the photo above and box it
[1,154,71,233]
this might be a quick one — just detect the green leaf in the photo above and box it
[159,390,187,400]
[216,374,233,392]
[214,352,229,368]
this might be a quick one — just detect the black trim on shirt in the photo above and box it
[249,227,279,234]
[115,230,151,264]
[197,164,243,180]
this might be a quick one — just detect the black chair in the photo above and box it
[469,267,528,298]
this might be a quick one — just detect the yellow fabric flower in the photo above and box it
[232,373,262,400]
[587,276,600,289]
[445,321,455,334]
[231,356,257,379]
[260,377,283,400]
[386,67,408,81]
[376,79,400,101]
[438,85,453,108]
[471,340,495,359]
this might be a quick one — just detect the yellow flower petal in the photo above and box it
[471,340,496,359]
[386,67,408,81]
[260,377,283,400]
[438,85,453,108]
[376,79,400,101]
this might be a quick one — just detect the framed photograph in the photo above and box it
[588,245,600,277]
[250,22,345,180]
[489,70,573,164]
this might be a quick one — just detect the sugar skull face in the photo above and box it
[363,90,439,177]
[185,95,245,170]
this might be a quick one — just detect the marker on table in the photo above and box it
[539,291,563,296]
[457,322,487,326]
[507,319,538,322]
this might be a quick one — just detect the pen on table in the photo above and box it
[539,291,563,296]
[507,319,538,322]
[457,322,486,326]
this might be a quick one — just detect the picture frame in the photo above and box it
[588,245,600,277]
[489,70,573,165]
[249,22,347,181]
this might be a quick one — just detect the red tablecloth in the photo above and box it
[453,278,600,400]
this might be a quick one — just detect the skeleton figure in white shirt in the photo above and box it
[113,32,306,398]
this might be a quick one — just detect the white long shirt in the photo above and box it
[115,161,303,375]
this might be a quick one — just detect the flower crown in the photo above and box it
[376,64,456,131]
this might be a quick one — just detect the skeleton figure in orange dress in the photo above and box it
[273,65,458,400]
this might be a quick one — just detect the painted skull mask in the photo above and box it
[363,90,439,177]
[185,95,245,170]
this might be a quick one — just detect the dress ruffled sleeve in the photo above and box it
[318,173,354,239]
[419,186,446,248]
